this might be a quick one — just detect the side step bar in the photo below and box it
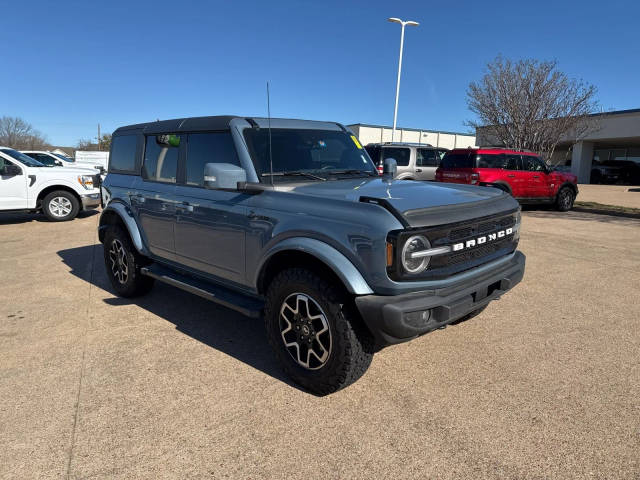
[141,265,264,318]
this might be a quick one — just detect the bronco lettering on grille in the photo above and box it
[452,228,513,252]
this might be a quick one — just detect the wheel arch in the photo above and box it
[557,181,578,196]
[37,185,81,208]
[98,202,149,255]
[256,238,373,296]
[483,181,512,194]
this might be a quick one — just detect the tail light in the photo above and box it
[377,164,384,175]
[435,168,442,181]
[470,173,479,185]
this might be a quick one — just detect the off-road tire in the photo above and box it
[264,268,374,395]
[555,186,575,212]
[103,226,154,297]
[42,190,80,221]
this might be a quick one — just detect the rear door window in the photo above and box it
[476,154,507,169]
[382,147,410,166]
[417,149,439,167]
[441,152,474,168]
[504,155,521,170]
[142,134,181,183]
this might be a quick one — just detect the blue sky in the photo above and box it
[2,0,639,146]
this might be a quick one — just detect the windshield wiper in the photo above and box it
[326,169,377,177]
[261,171,327,181]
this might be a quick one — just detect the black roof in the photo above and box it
[113,116,238,135]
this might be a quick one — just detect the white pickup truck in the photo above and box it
[0,146,101,221]
[21,150,104,173]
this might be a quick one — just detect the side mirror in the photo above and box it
[383,158,397,178]
[1,164,22,176]
[55,160,63,166]
[204,163,247,189]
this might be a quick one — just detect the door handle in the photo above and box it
[176,202,194,213]
[507,174,516,178]
[533,175,540,179]
[415,168,422,172]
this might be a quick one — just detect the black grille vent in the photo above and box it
[430,237,512,268]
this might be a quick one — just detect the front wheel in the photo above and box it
[264,268,373,395]
[555,186,575,211]
[42,190,80,221]
[103,226,154,297]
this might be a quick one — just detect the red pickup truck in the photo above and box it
[435,148,579,211]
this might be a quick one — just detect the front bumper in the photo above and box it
[355,251,525,347]
[80,193,101,209]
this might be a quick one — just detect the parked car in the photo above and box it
[0,147,101,221]
[99,116,525,394]
[591,159,640,184]
[365,142,448,180]
[21,150,104,173]
[435,148,579,211]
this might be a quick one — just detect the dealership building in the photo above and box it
[347,124,476,150]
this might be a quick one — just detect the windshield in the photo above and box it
[0,148,45,167]
[243,128,376,180]
[52,152,74,162]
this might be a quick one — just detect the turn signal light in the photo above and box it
[386,242,394,266]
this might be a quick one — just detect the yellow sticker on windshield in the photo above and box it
[350,135,363,149]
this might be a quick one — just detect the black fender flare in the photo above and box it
[555,181,578,199]
[98,202,150,256]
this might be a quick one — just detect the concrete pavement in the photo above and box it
[577,184,640,209]
[1,208,639,479]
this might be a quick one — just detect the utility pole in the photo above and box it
[97,123,101,151]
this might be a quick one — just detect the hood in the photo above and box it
[44,166,99,175]
[279,177,519,227]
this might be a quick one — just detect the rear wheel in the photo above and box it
[42,190,80,221]
[555,186,575,211]
[103,226,154,297]
[264,268,373,395]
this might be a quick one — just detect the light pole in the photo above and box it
[388,17,419,142]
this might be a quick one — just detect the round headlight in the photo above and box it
[401,235,430,274]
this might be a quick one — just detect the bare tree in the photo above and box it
[76,134,111,151]
[468,57,599,161]
[0,116,50,150]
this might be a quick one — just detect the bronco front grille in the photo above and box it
[388,209,519,281]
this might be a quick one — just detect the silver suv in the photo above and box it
[365,142,448,181]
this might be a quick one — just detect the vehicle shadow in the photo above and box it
[522,208,640,225]
[57,244,304,393]
[0,209,99,225]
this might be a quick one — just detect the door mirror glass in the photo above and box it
[383,157,397,177]
[1,164,22,176]
[204,163,247,189]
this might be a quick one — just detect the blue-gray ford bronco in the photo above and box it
[99,116,525,394]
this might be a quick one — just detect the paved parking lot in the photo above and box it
[1,208,639,479]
